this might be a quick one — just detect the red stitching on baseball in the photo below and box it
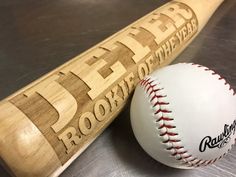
[156,117,173,122]
[151,95,167,101]
[184,155,192,159]
[213,158,218,163]
[191,63,235,95]
[189,158,197,162]
[160,132,178,136]
[171,151,188,156]
[176,156,183,160]
[155,109,172,115]
[166,146,184,150]
[153,101,169,106]
[158,124,176,129]
[162,139,181,143]
[139,76,231,168]
[206,160,212,165]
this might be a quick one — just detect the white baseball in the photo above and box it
[130,63,236,169]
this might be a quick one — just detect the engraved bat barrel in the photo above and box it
[0,0,224,176]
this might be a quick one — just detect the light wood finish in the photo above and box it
[0,0,224,176]
[0,102,61,177]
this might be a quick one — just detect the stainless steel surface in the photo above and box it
[0,0,235,176]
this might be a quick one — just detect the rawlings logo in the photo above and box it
[199,120,236,152]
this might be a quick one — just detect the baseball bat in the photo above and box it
[0,0,224,176]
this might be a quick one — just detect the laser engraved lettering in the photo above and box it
[61,48,127,100]
[94,99,110,121]
[169,36,177,51]
[58,1,198,162]
[154,15,198,64]
[58,127,81,154]
[101,28,151,63]
[161,4,193,27]
[24,75,77,133]
[8,1,199,164]
[124,72,135,94]
[105,85,123,112]
[162,41,172,57]
[118,80,129,100]
[140,14,176,45]
[58,73,135,153]
[146,55,155,73]
[138,63,149,80]
[79,112,98,135]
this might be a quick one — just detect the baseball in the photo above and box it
[130,63,236,169]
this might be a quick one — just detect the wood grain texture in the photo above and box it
[58,1,236,177]
[0,1,228,176]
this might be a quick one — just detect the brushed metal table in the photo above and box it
[0,0,235,176]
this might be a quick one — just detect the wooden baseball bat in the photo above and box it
[0,0,224,176]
